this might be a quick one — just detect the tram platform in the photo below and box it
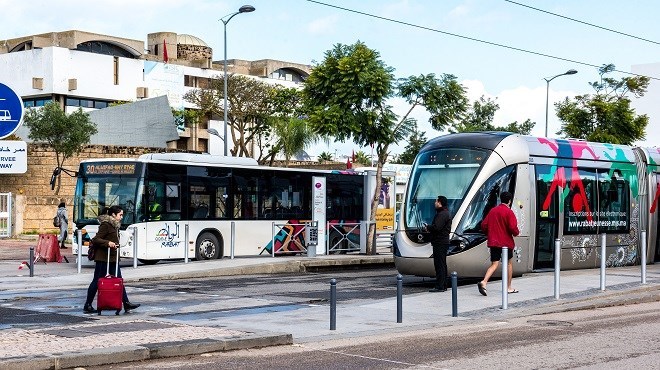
[0,238,658,369]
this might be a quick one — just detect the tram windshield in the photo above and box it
[74,162,143,226]
[405,148,488,230]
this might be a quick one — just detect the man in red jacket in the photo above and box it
[478,191,519,296]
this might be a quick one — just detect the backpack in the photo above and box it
[53,215,61,228]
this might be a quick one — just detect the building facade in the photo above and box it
[0,30,311,152]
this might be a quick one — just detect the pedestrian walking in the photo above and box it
[56,202,68,249]
[425,195,452,292]
[478,191,520,296]
[83,205,140,314]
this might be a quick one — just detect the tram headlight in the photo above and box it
[450,233,487,254]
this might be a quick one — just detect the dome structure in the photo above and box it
[177,34,208,47]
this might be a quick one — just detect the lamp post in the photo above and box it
[221,4,255,156]
[544,69,577,137]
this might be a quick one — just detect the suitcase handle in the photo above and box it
[106,246,120,277]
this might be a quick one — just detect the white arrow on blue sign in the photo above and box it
[0,82,24,140]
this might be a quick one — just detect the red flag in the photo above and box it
[163,39,168,63]
[351,150,355,163]
[347,158,352,169]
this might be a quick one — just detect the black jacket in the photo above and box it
[427,207,452,246]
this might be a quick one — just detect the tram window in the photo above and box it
[564,168,597,234]
[597,170,630,233]
[455,165,517,235]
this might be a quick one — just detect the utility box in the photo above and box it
[306,221,319,257]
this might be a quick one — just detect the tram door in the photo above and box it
[654,174,660,263]
[534,165,560,270]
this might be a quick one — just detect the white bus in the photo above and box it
[72,153,374,264]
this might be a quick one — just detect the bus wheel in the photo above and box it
[196,232,220,260]
[138,259,160,265]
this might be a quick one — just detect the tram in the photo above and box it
[394,132,659,278]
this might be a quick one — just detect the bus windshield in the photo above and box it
[405,148,488,230]
[74,162,143,226]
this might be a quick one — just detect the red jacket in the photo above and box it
[481,203,519,249]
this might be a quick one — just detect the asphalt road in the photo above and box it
[1,267,443,331]
[84,301,659,369]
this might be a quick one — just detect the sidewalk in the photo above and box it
[0,240,658,369]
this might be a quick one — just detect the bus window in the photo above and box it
[233,169,266,220]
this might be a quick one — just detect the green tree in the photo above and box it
[23,102,97,193]
[317,151,333,163]
[184,75,318,163]
[556,64,649,144]
[303,41,468,253]
[393,123,427,164]
[271,117,316,167]
[262,87,320,166]
[184,74,273,158]
[450,96,534,134]
[353,150,371,165]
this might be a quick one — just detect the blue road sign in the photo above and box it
[0,82,24,139]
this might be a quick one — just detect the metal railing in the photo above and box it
[327,222,361,254]
[271,222,309,256]
[553,232,648,299]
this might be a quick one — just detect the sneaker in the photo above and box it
[83,303,96,314]
[123,301,141,312]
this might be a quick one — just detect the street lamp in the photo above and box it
[544,69,577,137]
[220,4,255,156]
[206,128,224,140]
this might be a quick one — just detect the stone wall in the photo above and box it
[0,144,348,235]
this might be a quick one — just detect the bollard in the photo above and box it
[641,230,647,284]
[271,222,276,258]
[77,229,83,274]
[330,279,337,330]
[501,248,508,310]
[451,271,458,317]
[396,274,403,323]
[231,221,236,259]
[29,247,34,277]
[133,227,138,268]
[554,238,561,300]
[184,224,189,263]
[600,233,606,291]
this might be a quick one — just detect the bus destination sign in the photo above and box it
[84,163,138,175]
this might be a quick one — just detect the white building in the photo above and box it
[0,30,311,152]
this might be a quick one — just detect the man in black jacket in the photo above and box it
[425,195,452,292]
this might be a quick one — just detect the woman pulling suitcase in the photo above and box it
[83,205,140,314]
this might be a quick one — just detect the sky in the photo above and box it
[1,0,660,158]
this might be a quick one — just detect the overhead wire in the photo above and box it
[504,0,660,46]
[304,0,660,81]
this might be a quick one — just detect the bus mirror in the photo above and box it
[49,168,61,190]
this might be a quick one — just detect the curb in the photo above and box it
[137,256,394,282]
[0,332,293,370]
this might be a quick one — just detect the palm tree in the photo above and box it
[354,150,371,166]
[272,117,316,167]
[318,151,333,163]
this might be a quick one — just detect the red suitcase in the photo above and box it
[97,247,123,315]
